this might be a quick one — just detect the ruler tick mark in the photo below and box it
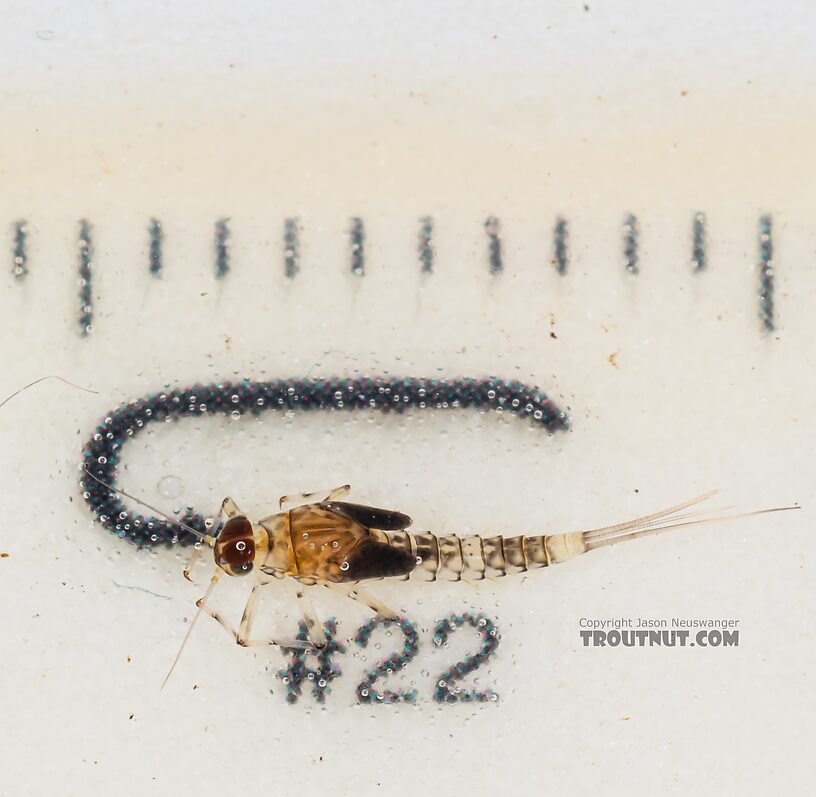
[78,219,93,336]
[214,218,230,280]
[758,215,774,332]
[11,220,27,280]
[284,218,300,279]
[691,212,706,272]
[553,217,568,275]
[485,216,503,274]
[350,217,365,276]
[623,214,639,275]
[419,216,434,274]
[148,218,163,277]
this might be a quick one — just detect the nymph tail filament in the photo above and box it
[581,490,800,552]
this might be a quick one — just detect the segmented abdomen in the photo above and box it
[372,530,552,581]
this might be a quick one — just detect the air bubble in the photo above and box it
[157,475,184,499]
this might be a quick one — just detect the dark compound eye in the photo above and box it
[221,539,255,566]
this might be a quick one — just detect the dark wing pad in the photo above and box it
[323,502,412,531]
[342,538,417,581]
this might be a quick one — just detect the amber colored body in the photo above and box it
[84,472,796,670]
[249,500,585,588]
[185,485,797,660]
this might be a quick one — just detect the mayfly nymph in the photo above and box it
[82,471,798,686]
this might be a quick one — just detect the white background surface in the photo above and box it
[0,3,813,796]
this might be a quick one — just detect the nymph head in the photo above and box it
[214,515,256,576]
